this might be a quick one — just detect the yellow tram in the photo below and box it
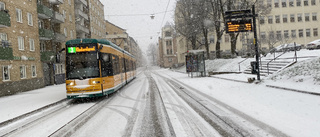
[65,39,136,98]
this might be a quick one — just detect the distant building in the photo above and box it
[158,22,179,68]
[105,20,129,51]
[105,20,143,66]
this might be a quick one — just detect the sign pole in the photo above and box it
[252,5,260,80]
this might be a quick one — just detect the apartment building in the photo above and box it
[258,0,320,49]
[0,0,107,97]
[88,0,105,39]
[158,23,179,68]
[0,0,44,96]
[105,20,130,51]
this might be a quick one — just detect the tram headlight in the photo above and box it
[67,82,74,86]
[92,81,100,84]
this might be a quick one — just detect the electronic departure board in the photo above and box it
[226,20,252,33]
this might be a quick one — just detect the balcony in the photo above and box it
[49,0,64,5]
[41,51,56,62]
[76,24,89,34]
[75,0,87,7]
[37,4,53,19]
[0,10,11,27]
[52,11,65,23]
[39,28,54,40]
[54,32,66,42]
[75,9,88,20]
[0,41,13,60]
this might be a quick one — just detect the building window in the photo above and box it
[55,64,64,74]
[224,35,229,43]
[282,0,287,7]
[20,65,26,79]
[70,30,73,39]
[284,30,289,38]
[291,30,296,38]
[283,14,288,23]
[16,8,22,23]
[40,42,45,52]
[297,0,301,6]
[69,14,72,22]
[311,0,316,5]
[306,29,311,37]
[2,66,10,81]
[276,15,280,23]
[290,14,295,22]
[312,12,317,21]
[289,0,294,6]
[304,0,308,6]
[276,31,282,40]
[0,33,7,41]
[259,16,265,24]
[299,29,303,37]
[297,13,302,22]
[268,16,273,24]
[269,31,275,40]
[167,49,169,55]
[209,36,215,43]
[305,13,310,21]
[29,38,35,51]
[275,0,279,7]
[38,20,44,29]
[166,40,172,46]
[0,2,5,10]
[31,65,36,77]
[267,0,272,7]
[64,28,67,37]
[314,28,318,37]
[27,13,33,26]
[18,36,24,50]
[261,32,266,42]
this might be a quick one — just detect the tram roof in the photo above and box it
[66,38,134,58]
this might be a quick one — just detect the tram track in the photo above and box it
[151,71,289,137]
[0,95,117,137]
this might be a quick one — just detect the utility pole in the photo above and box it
[252,5,261,80]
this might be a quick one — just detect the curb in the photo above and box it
[266,85,320,96]
[210,76,249,83]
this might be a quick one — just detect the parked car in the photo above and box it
[306,39,320,50]
[269,44,287,53]
[270,43,302,53]
[283,43,302,51]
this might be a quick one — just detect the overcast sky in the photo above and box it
[101,0,177,53]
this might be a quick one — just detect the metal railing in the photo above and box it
[238,58,249,72]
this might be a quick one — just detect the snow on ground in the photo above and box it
[157,68,320,137]
[175,49,320,93]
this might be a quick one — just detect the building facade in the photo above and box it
[0,0,44,96]
[88,0,105,39]
[0,0,108,97]
[158,23,179,68]
[258,0,320,49]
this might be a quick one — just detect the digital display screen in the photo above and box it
[67,46,96,53]
[226,20,252,33]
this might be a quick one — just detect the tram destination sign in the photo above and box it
[226,19,252,33]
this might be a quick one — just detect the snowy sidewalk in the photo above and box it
[210,73,320,96]
[0,84,66,123]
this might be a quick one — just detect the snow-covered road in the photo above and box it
[0,67,320,137]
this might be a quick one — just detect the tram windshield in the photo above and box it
[66,52,99,80]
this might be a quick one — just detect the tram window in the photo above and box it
[101,53,113,77]
[112,55,120,75]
